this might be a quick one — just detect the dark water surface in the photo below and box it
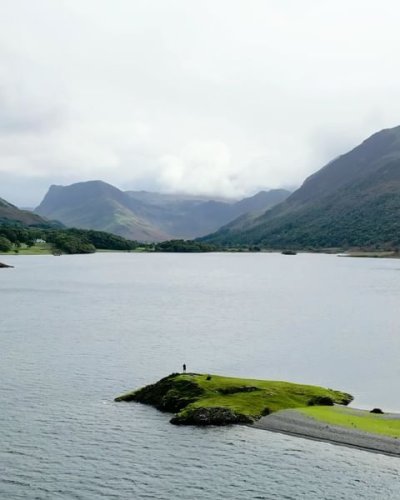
[1,253,399,499]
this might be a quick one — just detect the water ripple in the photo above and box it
[1,254,400,499]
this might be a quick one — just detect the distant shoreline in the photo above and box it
[1,248,399,259]
[252,409,400,457]
[339,251,400,259]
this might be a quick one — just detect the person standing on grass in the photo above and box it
[183,363,186,373]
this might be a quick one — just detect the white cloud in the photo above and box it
[1,0,400,205]
[158,140,234,195]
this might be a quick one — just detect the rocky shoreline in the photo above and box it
[252,409,400,457]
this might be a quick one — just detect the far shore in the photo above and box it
[1,247,400,258]
[252,408,400,457]
[339,251,400,259]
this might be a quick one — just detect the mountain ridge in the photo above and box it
[201,126,400,249]
[35,181,169,242]
[35,181,290,242]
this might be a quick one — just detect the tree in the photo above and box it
[0,236,12,252]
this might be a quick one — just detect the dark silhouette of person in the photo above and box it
[183,363,186,373]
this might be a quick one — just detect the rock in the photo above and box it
[114,373,204,413]
[0,262,13,268]
[170,407,253,426]
[370,408,384,414]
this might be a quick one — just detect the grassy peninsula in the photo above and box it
[115,373,400,455]
[298,406,400,438]
[115,373,353,425]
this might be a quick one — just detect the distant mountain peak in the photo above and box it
[35,182,290,242]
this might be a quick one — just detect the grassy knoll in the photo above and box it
[182,374,350,415]
[298,406,400,438]
[115,373,352,425]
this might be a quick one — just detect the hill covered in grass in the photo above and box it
[202,126,400,250]
[0,196,51,227]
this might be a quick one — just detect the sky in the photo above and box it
[1,0,400,206]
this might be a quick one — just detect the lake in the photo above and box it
[1,253,399,499]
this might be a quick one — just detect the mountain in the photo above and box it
[232,189,291,215]
[202,126,400,249]
[126,188,290,239]
[0,197,49,226]
[35,181,290,242]
[35,181,168,242]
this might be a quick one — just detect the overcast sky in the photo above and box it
[1,0,400,206]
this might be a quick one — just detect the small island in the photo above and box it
[115,373,353,425]
[115,373,400,456]
[0,262,13,268]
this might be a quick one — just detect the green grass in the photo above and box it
[0,243,52,255]
[298,406,400,438]
[1,244,150,256]
[167,374,352,420]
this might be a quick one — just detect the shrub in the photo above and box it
[308,396,334,406]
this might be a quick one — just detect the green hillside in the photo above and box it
[202,126,400,250]
[0,197,49,226]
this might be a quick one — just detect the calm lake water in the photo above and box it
[1,253,399,499]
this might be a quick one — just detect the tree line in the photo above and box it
[0,225,224,254]
[0,224,141,254]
